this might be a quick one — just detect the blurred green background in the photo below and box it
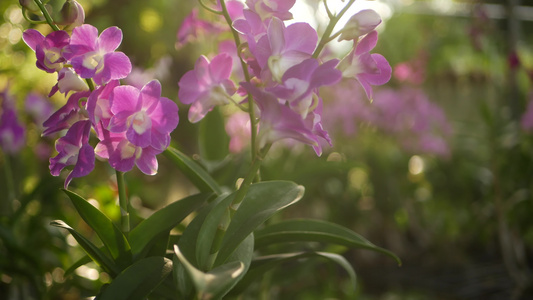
[1,0,533,299]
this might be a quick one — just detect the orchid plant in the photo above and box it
[14,0,400,298]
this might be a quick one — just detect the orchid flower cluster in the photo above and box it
[177,0,391,157]
[21,5,178,188]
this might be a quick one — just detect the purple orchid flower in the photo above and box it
[108,80,179,151]
[225,111,252,153]
[95,129,162,175]
[42,91,90,136]
[25,92,54,126]
[23,29,70,73]
[268,58,341,117]
[49,67,89,97]
[254,17,317,83]
[87,80,119,134]
[49,120,94,188]
[178,54,236,123]
[337,30,391,100]
[0,102,26,154]
[176,8,225,49]
[241,82,325,155]
[246,0,296,21]
[67,24,132,85]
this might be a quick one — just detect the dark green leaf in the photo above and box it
[254,218,401,265]
[214,181,304,266]
[62,189,132,268]
[129,193,213,260]
[96,256,173,300]
[50,220,120,276]
[164,147,223,195]
[230,252,356,295]
[199,107,229,161]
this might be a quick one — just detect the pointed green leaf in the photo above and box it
[174,243,246,300]
[62,189,132,268]
[254,219,401,265]
[50,220,120,276]
[230,252,356,296]
[129,193,213,260]
[164,147,223,195]
[97,256,173,300]
[199,107,230,161]
[214,181,304,266]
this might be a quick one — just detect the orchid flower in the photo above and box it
[67,24,132,85]
[178,54,236,123]
[337,30,391,100]
[23,29,70,73]
[95,129,161,175]
[254,17,317,83]
[49,120,94,188]
[108,80,179,151]
[268,58,341,118]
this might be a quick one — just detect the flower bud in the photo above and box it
[58,0,85,29]
[19,0,40,13]
[338,9,381,41]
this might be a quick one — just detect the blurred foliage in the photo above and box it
[2,0,533,299]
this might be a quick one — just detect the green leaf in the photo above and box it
[96,256,173,300]
[164,146,223,195]
[254,218,401,265]
[199,107,229,161]
[214,181,304,266]
[174,236,252,300]
[230,252,356,296]
[62,189,132,268]
[129,193,213,260]
[50,220,120,276]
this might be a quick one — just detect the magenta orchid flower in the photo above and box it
[254,18,317,83]
[49,120,94,188]
[241,82,324,155]
[23,29,70,73]
[337,30,391,100]
[246,0,296,21]
[42,91,90,136]
[95,129,161,175]
[178,54,236,123]
[225,111,252,153]
[67,24,132,85]
[108,80,179,151]
[268,58,341,117]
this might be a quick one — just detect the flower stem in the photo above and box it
[218,0,258,163]
[116,170,129,236]
[206,144,271,269]
[313,0,356,59]
[32,0,60,31]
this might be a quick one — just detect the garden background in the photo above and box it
[1,0,533,299]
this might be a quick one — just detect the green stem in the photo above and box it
[312,0,356,59]
[116,170,130,236]
[32,0,60,31]
[85,78,95,91]
[206,144,271,269]
[198,0,223,15]
[218,0,259,163]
